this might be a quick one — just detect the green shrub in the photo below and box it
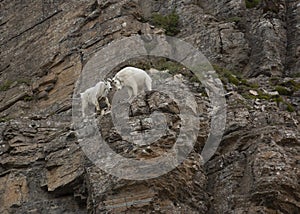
[190,75,200,83]
[271,96,295,112]
[275,86,292,96]
[0,80,13,91]
[227,73,240,85]
[17,78,31,85]
[242,89,278,101]
[269,76,280,85]
[249,82,259,89]
[127,61,152,71]
[241,92,257,100]
[257,91,272,100]
[227,16,241,23]
[240,79,248,85]
[155,58,184,74]
[23,95,34,102]
[273,96,284,105]
[213,64,240,85]
[151,10,180,36]
[286,103,295,112]
[0,78,31,92]
[0,117,11,123]
[281,80,300,91]
[245,0,260,8]
[291,73,300,78]
[140,16,149,23]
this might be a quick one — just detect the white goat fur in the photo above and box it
[80,81,111,117]
[112,67,152,100]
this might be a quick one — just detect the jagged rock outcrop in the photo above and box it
[0,0,299,213]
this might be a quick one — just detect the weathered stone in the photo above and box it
[45,146,84,192]
[0,172,29,212]
[36,91,48,100]
[0,85,32,113]
[32,72,58,92]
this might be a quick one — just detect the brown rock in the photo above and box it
[0,172,29,212]
[45,146,84,193]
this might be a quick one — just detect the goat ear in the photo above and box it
[107,78,112,82]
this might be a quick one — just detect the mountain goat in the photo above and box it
[80,80,112,117]
[112,66,152,101]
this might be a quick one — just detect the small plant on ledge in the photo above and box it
[245,0,260,9]
[151,10,180,36]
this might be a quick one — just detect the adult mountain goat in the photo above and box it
[80,80,112,117]
[112,67,152,101]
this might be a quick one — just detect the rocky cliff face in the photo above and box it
[0,0,299,213]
